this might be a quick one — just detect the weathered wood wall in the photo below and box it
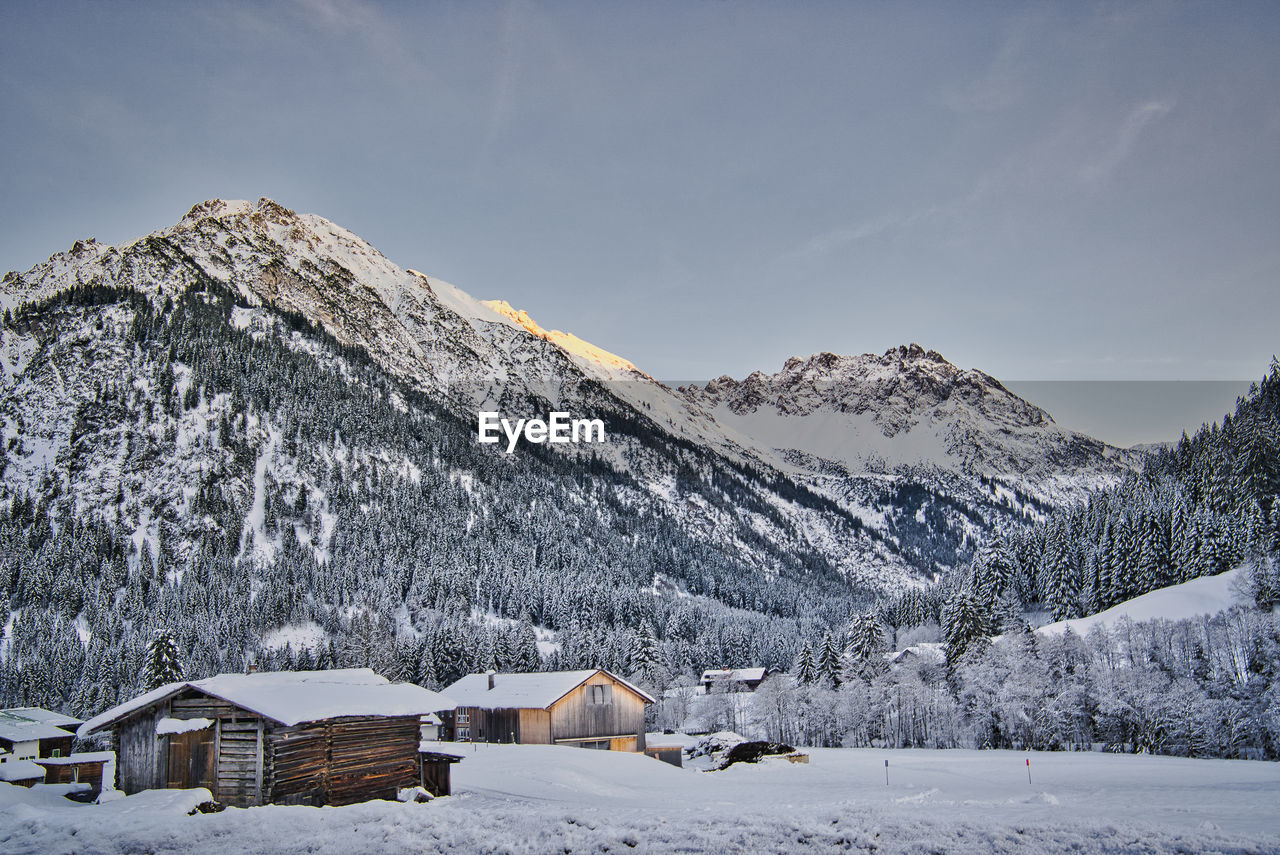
[266,723,327,805]
[549,672,646,750]
[266,716,420,806]
[215,719,263,806]
[418,755,454,797]
[115,704,168,794]
[326,717,419,806]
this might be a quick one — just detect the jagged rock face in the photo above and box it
[685,345,1140,503]
[698,346,1045,429]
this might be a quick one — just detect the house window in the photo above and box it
[50,748,61,758]
[457,727,470,741]
[589,684,613,705]
[457,711,471,725]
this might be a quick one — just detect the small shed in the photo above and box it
[79,669,456,807]
[35,751,113,797]
[442,669,654,751]
[643,744,684,767]
[0,758,46,787]
[417,745,464,796]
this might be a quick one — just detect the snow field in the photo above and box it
[3,744,1279,854]
[1037,565,1251,635]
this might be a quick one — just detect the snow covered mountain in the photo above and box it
[4,199,927,594]
[683,346,1141,504]
[0,199,1151,690]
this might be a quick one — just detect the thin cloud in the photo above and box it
[797,205,947,259]
[289,0,426,80]
[1079,99,1174,186]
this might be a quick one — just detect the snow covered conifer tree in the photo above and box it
[942,590,988,667]
[816,631,843,687]
[629,622,663,687]
[793,641,816,685]
[844,612,887,682]
[142,629,184,690]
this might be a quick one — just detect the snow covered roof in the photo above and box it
[32,751,114,766]
[886,643,945,665]
[418,740,467,758]
[700,668,768,683]
[0,759,46,782]
[1,707,82,729]
[444,669,656,710]
[0,711,77,743]
[80,669,456,736]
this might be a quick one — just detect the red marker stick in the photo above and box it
[1026,757,1032,786]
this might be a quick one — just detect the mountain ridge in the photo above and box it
[1,198,1144,598]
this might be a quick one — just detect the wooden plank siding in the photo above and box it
[110,687,422,807]
[518,708,552,744]
[325,716,420,806]
[265,723,328,805]
[37,759,107,793]
[549,672,646,751]
[114,703,169,793]
[216,718,263,806]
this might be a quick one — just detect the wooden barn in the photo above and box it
[79,669,456,807]
[441,669,654,752]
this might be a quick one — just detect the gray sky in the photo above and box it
[2,2,1277,443]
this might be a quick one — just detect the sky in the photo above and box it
[1,1,1277,444]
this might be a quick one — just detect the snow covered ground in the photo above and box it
[1037,566,1250,636]
[3,743,1279,854]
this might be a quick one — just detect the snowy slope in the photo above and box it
[1037,567,1251,636]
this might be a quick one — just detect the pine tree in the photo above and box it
[792,642,817,686]
[942,589,988,667]
[141,629,184,690]
[844,612,886,682]
[629,622,662,687]
[816,631,843,687]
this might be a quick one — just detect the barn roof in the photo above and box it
[79,669,456,736]
[0,711,76,743]
[443,669,656,710]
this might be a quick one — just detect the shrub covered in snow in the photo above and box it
[715,741,797,770]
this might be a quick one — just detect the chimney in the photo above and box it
[486,669,496,690]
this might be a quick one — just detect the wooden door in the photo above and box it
[167,729,215,791]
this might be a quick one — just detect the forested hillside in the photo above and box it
[0,280,873,717]
[963,361,1280,625]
